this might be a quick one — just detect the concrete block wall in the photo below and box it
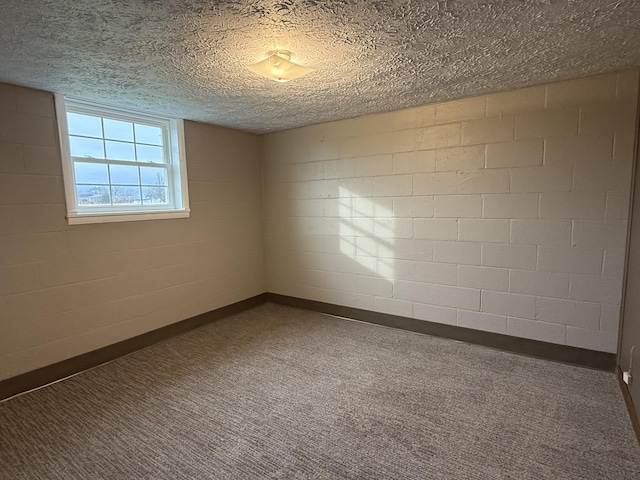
[263,70,639,353]
[0,83,266,380]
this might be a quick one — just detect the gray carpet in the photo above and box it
[1,303,639,479]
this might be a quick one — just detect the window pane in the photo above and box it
[76,185,111,205]
[109,165,139,185]
[136,144,164,163]
[61,99,188,220]
[103,118,134,142]
[69,136,105,159]
[105,140,136,161]
[111,186,142,205]
[142,186,168,205]
[140,166,167,186]
[135,124,163,145]
[67,112,102,137]
[74,162,109,184]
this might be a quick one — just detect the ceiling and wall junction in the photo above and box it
[1,1,639,133]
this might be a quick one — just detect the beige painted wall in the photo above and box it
[1,71,638,382]
[263,70,639,353]
[619,97,640,413]
[0,83,266,381]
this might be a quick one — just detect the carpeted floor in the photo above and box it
[1,303,639,479]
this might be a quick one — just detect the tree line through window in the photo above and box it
[56,95,190,224]
[68,111,170,207]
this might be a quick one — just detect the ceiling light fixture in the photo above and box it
[248,51,313,83]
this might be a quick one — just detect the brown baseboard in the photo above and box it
[1,291,619,402]
[267,293,617,371]
[617,367,640,445]
[0,293,269,402]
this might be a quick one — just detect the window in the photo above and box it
[55,96,190,224]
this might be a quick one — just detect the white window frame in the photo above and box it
[55,95,190,225]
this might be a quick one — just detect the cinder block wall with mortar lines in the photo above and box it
[0,83,266,381]
[263,70,639,353]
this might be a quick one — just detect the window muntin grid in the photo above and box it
[65,108,173,210]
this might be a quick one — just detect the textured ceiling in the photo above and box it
[1,1,639,133]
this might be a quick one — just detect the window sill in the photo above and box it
[67,209,190,225]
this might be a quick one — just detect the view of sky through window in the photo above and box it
[67,112,168,207]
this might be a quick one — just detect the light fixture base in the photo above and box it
[248,50,313,83]
[267,50,291,61]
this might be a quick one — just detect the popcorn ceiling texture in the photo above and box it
[0,1,639,133]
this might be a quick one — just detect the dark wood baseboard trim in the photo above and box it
[0,293,269,402]
[267,293,617,371]
[617,367,640,445]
